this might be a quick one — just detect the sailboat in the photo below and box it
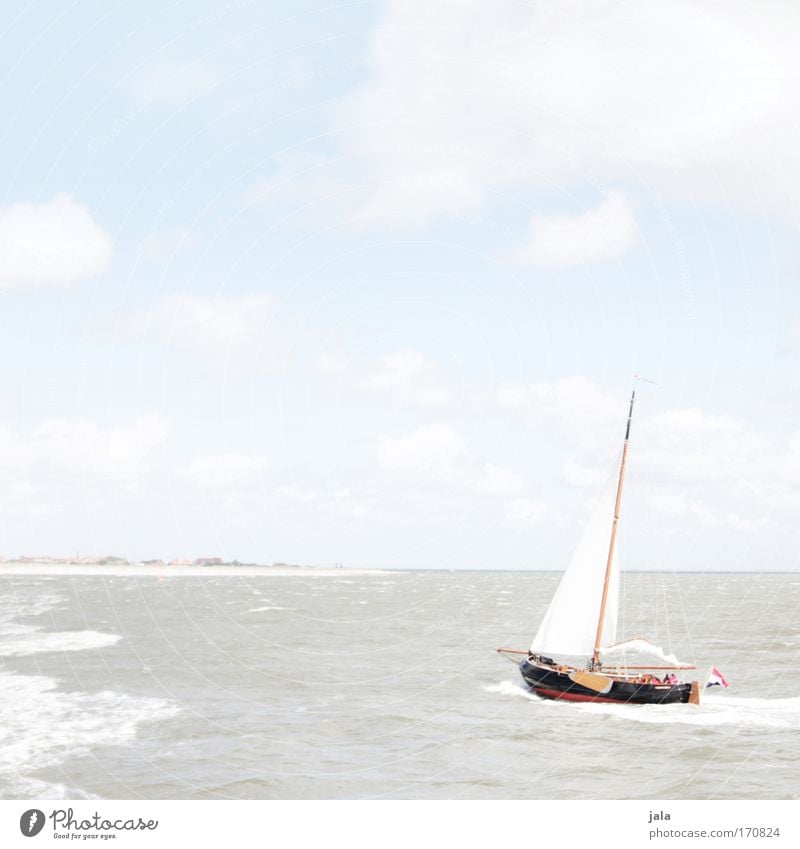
[497,388,702,706]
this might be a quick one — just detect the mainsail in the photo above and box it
[530,466,621,658]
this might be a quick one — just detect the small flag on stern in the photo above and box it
[706,667,730,689]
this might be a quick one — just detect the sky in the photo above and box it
[1,0,800,570]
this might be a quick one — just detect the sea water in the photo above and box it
[0,570,797,800]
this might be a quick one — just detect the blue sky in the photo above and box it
[1,1,800,570]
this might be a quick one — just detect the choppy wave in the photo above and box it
[0,584,122,657]
[0,629,122,656]
[12,777,100,800]
[0,620,37,638]
[0,590,63,627]
[0,582,177,798]
[0,670,180,799]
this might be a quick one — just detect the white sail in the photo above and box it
[530,466,621,658]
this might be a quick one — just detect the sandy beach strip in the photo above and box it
[0,562,387,577]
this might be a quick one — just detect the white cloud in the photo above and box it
[138,225,195,261]
[244,152,356,220]
[378,422,465,475]
[134,293,276,368]
[0,414,169,481]
[325,1,800,227]
[183,453,267,488]
[273,485,323,503]
[492,376,798,531]
[616,403,800,532]
[377,422,525,496]
[512,193,638,268]
[132,60,219,109]
[495,375,621,446]
[471,462,526,496]
[562,461,609,488]
[641,407,766,482]
[647,489,774,532]
[502,498,547,528]
[315,351,352,377]
[362,349,453,407]
[0,194,112,289]
[650,408,744,436]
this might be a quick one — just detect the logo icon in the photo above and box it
[19,809,46,837]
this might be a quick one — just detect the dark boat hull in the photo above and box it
[520,658,692,705]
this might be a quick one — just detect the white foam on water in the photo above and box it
[0,630,121,656]
[0,621,36,638]
[484,680,541,702]
[0,590,63,625]
[572,693,800,729]
[13,776,100,800]
[247,605,289,612]
[0,670,180,799]
[0,587,122,657]
[485,679,800,729]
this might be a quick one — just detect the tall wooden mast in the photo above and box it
[591,389,635,669]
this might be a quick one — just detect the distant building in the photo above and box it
[168,559,192,566]
[193,557,224,567]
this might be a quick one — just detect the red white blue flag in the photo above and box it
[706,666,730,688]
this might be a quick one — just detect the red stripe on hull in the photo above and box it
[533,686,628,705]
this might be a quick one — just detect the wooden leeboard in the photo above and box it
[688,681,701,705]
[569,670,613,694]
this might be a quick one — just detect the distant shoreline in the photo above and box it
[0,562,794,577]
[0,561,385,577]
